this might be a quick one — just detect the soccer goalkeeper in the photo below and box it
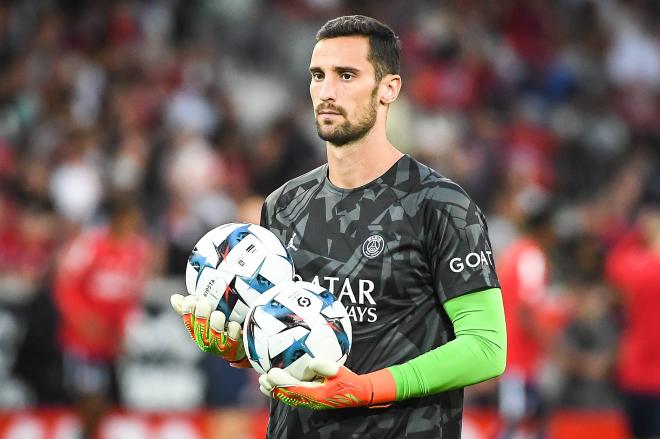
[172,15,506,438]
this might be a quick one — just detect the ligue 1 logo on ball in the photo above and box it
[362,234,384,259]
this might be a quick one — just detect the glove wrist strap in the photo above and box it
[365,368,397,408]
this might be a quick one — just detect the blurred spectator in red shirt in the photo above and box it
[502,0,556,69]
[606,206,660,439]
[53,195,150,439]
[504,102,558,193]
[0,191,58,285]
[497,202,562,438]
[409,25,487,112]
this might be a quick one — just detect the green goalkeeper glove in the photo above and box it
[170,294,250,367]
[258,358,396,410]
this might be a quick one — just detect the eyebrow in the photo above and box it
[309,66,361,74]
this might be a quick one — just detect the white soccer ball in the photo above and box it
[243,280,352,380]
[185,223,295,324]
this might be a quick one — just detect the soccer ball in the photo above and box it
[185,223,294,324]
[243,280,352,380]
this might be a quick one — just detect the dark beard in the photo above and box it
[315,90,378,147]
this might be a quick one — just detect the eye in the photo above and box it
[340,72,354,81]
[311,72,324,81]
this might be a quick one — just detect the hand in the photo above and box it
[258,358,396,410]
[171,294,250,367]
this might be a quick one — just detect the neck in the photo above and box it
[326,122,402,189]
[109,225,131,240]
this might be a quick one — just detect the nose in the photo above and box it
[319,76,336,102]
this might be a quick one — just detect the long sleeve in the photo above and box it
[387,288,506,399]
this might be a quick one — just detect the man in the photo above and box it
[606,206,660,439]
[54,196,150,438]
[497,203,557,438]
[172,15,506,438]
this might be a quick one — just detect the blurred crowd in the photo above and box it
[1,0,660,436]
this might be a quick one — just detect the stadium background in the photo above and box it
[0,0,659,438]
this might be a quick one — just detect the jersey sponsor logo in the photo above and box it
[286,233,298,252]
[362,234,384,259]
[294,274,378,322]
[449,250,494,273]
[297,296,311,307]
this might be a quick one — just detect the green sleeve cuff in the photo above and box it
[387,288,507,400]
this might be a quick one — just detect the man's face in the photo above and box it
[309,36,379,146]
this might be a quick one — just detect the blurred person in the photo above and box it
[458,106,506,211]
[53,195,151,439]
[501,0,556,70]
[0,139,15,184]
[11,204,65,405]
[108,129,150,193]
[603,1,660,130]
[504,99,557,194]
[215,125,253,200]
[251,116,320,196]
[164,84,219,138]
[173,15,506,439]
[165,131,223,202]
[555,283,618,409]
[487,188,526,260]
[604,2,660,91]
[581,158,645,249]
[409,13,486,112]
[0,190,20,274]
[0,190,57,284]
[18,159,53,209]
[497,201,560,438]
[49,129,104,225]
[606,205,660,439]
[162,193,237,276]
[162,131,237,275]
[14,203,58,282]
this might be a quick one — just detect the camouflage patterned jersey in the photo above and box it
[260,154,499,439]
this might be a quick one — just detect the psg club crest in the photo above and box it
[362,234,385,259]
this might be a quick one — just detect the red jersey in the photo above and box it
[606,230,660,393]
[54,228,150,360]
[498,237,550,379]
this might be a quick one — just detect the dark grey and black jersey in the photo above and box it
[260,154,499,439]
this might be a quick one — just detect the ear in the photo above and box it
[379,74,402,105]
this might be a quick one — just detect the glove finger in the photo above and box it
[209,311,238,355]
[267,368,322,389]
[194,299,212,319]
[182,312,195,340]
[193,304,213,348]
[182,294,197,314]
[308,358,341,378]
[209,311,226,333]
[170,294,185,315]
[210,319,244,359]
[267,368,301,387]
[180,296,197,340]
[226,321,241,341]
[259,373,275,393]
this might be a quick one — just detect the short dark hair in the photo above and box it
[316,15,400,82]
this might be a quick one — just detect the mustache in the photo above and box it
[316,104,346,116]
